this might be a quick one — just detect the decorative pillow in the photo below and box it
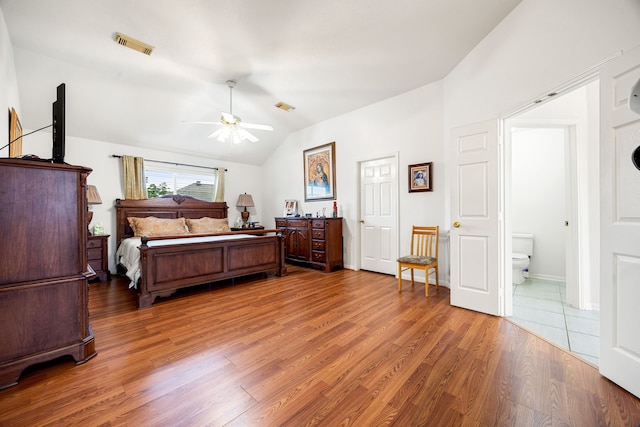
[186,217,231,234]
[128,216,188,237]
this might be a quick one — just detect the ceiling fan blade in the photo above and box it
[208,128,225,139]
[184,121,223,126]
[239,122,274,131]
[238,127,259,142]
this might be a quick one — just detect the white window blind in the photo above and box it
[145,168,217,202]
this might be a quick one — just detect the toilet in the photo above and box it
[512,233,534,285]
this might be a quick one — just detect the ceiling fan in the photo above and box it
[189,80,273,144]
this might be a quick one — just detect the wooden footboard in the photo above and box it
[137,233,287,308]
[115,196,287,308]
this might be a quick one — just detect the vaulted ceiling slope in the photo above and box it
[1,0,522,165]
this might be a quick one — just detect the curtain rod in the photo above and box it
[111,155,227,171]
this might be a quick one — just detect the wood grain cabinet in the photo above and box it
[0,159,97,389]
[275,217,343,272]
[88,234,110,282]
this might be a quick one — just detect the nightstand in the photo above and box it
[88,234,110,282]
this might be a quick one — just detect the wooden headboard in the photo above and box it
[115,195,228,245]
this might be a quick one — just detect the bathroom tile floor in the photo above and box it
[508,277,600,366]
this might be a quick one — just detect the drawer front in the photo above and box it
[311,251,326,262]
[287,219,308,228]
[88,259,102,271]
[312,229,325,240]
[312,240,325,251]
[311,219,325,229]
[275,219,287,227]
[87,238,102,249]
[88,247,102,260]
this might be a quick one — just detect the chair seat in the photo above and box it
[397,255,436,265]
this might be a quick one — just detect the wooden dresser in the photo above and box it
[0,159,97,389]
[275,217,343,272]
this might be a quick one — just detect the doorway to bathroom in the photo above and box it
[505,80,601,365]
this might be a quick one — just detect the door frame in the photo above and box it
[499,76,599,314]
[505,120,583,305]
[356,153,400,272]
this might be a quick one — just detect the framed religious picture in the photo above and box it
[303,142,336,201]
[408,162,432,192]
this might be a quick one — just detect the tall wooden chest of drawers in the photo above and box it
[275,217,343,272]
[0,159,97,389]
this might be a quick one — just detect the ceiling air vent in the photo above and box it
[275,101,295,112]
[114,32,154,56]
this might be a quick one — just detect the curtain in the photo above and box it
[214,167,225,202]
[123,155,147,199]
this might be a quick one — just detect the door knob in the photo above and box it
[453,221,461,228]
[359,219,365,223]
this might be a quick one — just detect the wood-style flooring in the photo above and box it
[0,266,639,426]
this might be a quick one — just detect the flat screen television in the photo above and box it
[51,83,65,163]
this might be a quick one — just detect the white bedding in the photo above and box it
[116,234,257,288]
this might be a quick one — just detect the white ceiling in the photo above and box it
[1,0,522,165]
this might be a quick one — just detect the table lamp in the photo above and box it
[236,193,254,227]
[87,185,102,234]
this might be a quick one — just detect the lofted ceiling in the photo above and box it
[1,0,522,165]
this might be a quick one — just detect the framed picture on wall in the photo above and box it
[303,141,336,201]
[408,162,432,192]
[9,108,22,158]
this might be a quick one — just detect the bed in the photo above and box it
[115,195,287,308]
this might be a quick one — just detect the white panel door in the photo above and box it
[599,46,640,398]
[360,157,397,275]
[450,120,501,315]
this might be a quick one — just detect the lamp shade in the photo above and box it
[236,193,254,208]
[87,185,102,205]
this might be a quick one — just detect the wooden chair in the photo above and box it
[397,225,439,297]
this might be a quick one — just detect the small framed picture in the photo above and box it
[284,199,298,216]
[408,162,432,192]
[9,107,22,158]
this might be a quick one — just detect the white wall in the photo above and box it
[260,0,640,278]
[442,0,639,221]
[512,128,566,279]
[443,0,640,130]
[1,7,266,276]
[443,0,639,308]
[5,0,640,289]
[0,8,20,157]
[262,81,445,273]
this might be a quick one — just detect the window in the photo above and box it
[145,168,217,201]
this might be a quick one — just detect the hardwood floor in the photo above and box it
[1,266,639,426]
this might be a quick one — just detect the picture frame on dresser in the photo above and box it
[284,199,298,216]
[304,142,336,201]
